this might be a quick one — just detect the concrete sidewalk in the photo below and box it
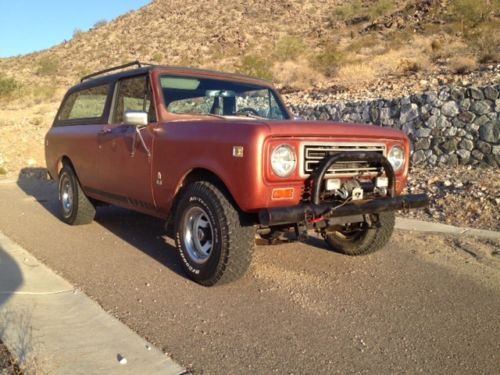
[395,217,500,240]
[0,232,186,374]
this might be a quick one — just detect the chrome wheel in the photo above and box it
[183,206,214,264]
[59,175,73,216]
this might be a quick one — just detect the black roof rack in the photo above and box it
[80,61,153,82]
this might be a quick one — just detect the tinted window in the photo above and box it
[113,75,156,123]
[58,85,109,121]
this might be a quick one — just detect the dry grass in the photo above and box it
[272,60,322,90]
[336,63,376,85]
[449,55,478,74]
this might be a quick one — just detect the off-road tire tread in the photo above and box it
[175,181,254,286]
[325,212,395,256]
[59,165,96,225]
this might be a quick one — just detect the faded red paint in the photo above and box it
[45,66,411,220]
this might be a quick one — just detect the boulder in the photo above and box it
[441,101,459,117]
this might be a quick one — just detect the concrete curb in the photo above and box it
[0,231,186,375]
[395,217,500,240]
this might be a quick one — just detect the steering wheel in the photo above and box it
[235,107,260,116]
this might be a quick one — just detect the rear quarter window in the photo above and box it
[57,84,110,124]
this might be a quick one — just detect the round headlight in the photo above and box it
[271,144,297,178]
[388,145,405,172]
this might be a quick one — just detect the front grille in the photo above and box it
[301,143,386,177]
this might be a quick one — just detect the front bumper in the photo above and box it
[259,151,429,226]
[259,193,429,226]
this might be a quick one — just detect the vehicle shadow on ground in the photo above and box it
[16,168,185,279]
[0,247,23,310]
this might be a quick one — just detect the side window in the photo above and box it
[58,85,109,121]
[113,75,156,123]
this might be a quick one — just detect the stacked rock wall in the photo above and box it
[290,85,499,167]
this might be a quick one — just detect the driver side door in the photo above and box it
[96,74,157,211]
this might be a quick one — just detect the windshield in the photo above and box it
[160,75,289,120]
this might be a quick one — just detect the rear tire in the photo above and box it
[174,181,254,286]
[324,212,395,256]
[58,165,96,225]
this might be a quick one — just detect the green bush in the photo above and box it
[310,43,344,77]
[37,56,59,76]
[368,0,397,19]
[238,55,273,80]
[0,74,20,99]
[450,0,494,28]
[152,52,163,63]
[335,0,397,22]
[335,0,362,21]
[274,36,305,61]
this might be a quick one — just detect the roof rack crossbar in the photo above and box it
[80,61,152,82]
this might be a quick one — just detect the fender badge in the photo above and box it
[156,172,163,186]
[233,146,244,158]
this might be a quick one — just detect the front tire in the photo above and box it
[58,165,96,225]
[174,181,254,286]
[324,212,395,256]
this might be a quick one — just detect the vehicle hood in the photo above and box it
[264,120,407,141]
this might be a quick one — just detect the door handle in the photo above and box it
[99,128,112,134]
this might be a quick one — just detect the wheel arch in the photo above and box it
[174,167,240,211]
[57,155,75,176]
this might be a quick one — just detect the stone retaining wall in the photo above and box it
[290,85,500,167]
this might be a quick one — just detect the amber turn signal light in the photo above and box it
[271,188,294,200]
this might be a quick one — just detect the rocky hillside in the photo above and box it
[0,0,499,94]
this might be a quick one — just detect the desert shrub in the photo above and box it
[238,54,273,80]
[448,56,478,74]
[464,24,500,63]
[152,52,163,62]
[398,59,421,74]
[37,56,59,76]
[274,36,305,61]
[430,39,441,52]
[337,63,376,84]
[93,19,107,28]
[0,74,20,99]
[272,60,320,90]
[73,28,83,38]
[335,0,396,22]
[368,0,397,19]
[31,85,56,103]
[450,0,494,28]
[335,0,362,22]
[310,43,344,77]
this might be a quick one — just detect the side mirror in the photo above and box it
[124,111,148,126]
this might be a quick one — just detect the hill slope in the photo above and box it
[1,0,498,91]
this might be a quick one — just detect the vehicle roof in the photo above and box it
[69,64,273,93]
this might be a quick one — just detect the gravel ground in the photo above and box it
[402,165,499,231]
[0,340,20,375]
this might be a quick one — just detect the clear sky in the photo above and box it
[0,0,152,58]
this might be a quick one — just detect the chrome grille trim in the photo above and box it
[300,142,386,178]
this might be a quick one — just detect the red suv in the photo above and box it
[45,62,428,286]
